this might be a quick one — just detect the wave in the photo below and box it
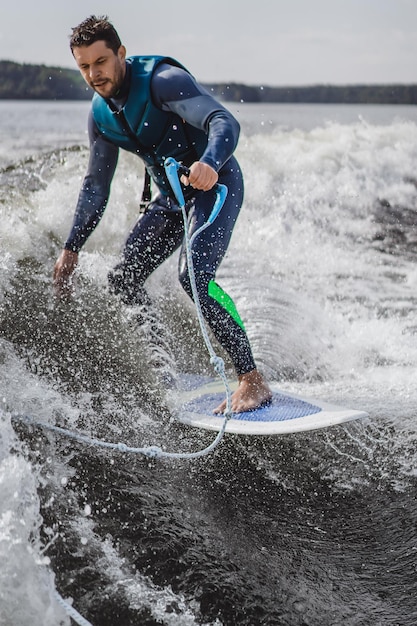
[2,115,417,624]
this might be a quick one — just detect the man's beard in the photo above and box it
[92,69,124,99]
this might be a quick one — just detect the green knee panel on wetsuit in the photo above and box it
[208,280,246,331]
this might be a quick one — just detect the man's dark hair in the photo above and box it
[70,15,122,54]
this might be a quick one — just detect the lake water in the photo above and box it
[1,100,417,625]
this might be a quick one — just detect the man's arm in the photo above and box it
[151,63,240,189]
[54,112,119,297]
[64,112,119,252]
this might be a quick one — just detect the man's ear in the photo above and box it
[118,45,127,62]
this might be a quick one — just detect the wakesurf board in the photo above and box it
[175,381,368,435]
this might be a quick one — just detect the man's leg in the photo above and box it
[108,196,185,386]
[178,162,272,412]
[108,196,184,304]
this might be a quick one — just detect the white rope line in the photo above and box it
[54,591,93,626]
[14,412,230,460]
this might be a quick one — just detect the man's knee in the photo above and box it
[108,264,151,306]
[178,267,212,304]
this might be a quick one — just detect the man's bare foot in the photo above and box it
[213,369,272,414]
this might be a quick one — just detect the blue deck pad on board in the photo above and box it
[185,392,322,422]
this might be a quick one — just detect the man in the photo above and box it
[53,15,271,414]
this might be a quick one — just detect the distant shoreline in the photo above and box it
[0,60,416,105]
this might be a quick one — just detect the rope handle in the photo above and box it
[164,157,228,224]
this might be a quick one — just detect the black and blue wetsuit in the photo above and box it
[64,57,256,376]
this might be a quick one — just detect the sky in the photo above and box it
[0,0,416,86]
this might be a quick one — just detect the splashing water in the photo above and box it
[2,101,417,625]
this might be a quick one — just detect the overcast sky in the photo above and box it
[0,0,416,86]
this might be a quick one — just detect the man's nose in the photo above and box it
[89,65,101,81]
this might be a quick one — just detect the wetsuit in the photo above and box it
[64,57,256,376]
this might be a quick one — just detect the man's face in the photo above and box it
[73,40,126,99]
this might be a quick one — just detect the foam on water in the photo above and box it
[2,102,417,624]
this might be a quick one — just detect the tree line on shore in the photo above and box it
[0,60,416,105]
